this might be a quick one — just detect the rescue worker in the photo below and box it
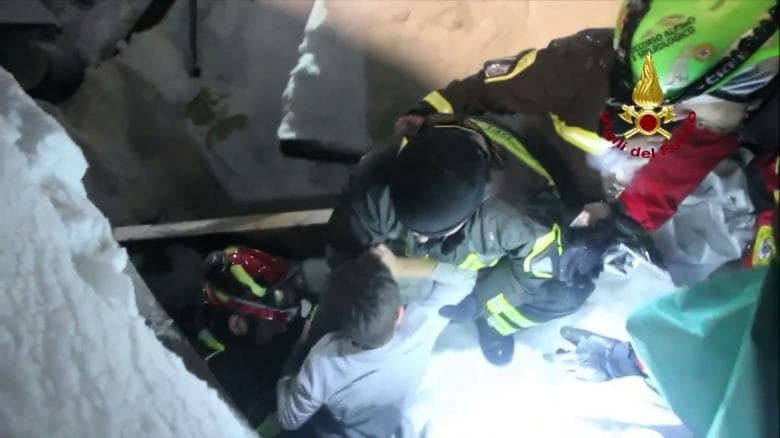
[323,112,624,366]
[194,246,314,426]
[196,246,316,358]
[396,0,779,276]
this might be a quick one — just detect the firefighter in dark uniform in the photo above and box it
[324,114,604,366]
[398,0,778,269]
[364,0,777,362]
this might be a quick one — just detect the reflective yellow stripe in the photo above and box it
[486,293,538,329]
[484,50,538,84]
[751,225,776,266]
[432,124,484,135]
[471,119,555,187]
[400,137,409,148]
[422,90,454,114]
[458,253,483,271]
[549,113,612,156]
[457,253,501,271]
[523,224,562,278]
[198,329,226,352]
[487,314,516,336]
[215,290,231,302]
[230,264,266,297]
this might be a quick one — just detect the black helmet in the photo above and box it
[390,126,491,237]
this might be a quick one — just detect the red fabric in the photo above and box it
[618,123,740,231]
[753,153,779,196]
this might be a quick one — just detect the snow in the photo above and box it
[0,67,253,437]
[277,0,372,156]
[277,0,621,155]
[407,249,690,437]
[49,0,350,225]
[38,0,153,65]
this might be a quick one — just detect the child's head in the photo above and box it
[327,251,402,349]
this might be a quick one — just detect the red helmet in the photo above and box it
[203,246,300,322]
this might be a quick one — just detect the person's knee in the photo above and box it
[518,280,595,322]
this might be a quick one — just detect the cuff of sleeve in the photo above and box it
[407,101,437,116]
[431,262,477,284]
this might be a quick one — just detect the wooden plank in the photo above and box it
[114,208,333,242]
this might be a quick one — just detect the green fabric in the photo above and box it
[627,266,770,438]
[257,412,281,437]
[628,0,776,99]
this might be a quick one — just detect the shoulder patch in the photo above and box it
[483,50,538,84]
[483,58,515,78]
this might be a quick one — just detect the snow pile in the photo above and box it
[38,0,153,64]
[277,0,371,157]
[0,67,253,437]
[277,0,620,155]
[408,251,689,437]
[56,0,349,221]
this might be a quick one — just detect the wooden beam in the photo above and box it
[113,208,333,242]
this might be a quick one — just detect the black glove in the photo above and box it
[439,294,479,322]
[609,202,665,267]
[559,203,665,286]
[559,222,615,286]
[544,326,644,382]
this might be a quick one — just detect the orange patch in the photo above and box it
[693,43,715,61]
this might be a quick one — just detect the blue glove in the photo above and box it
[545,326,644,382]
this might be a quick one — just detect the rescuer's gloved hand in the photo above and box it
[559,223,614,286]
[394,114,426,137]
[544,326,644,382]
[439,293,478,322]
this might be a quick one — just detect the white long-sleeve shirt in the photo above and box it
[277,263,476,436]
